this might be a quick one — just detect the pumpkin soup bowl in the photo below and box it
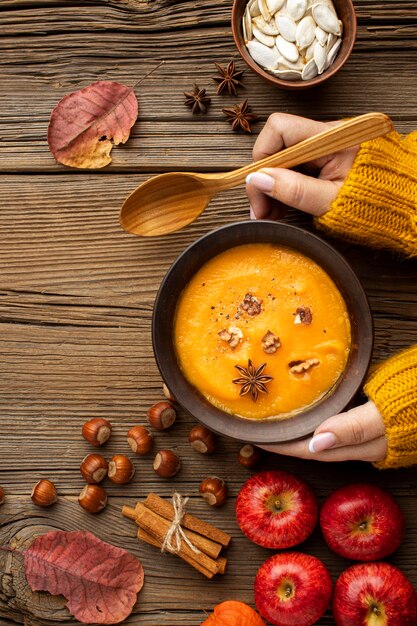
[152,221,373,444]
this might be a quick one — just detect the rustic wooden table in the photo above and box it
[1,1,417,625]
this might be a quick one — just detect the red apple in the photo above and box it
[254,552,332,626]
[235,470,317,548]
[333,562,417,626]
[320,483,405,561]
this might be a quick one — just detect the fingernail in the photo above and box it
[246,172,275,193]
[249,206,256,220]
[308,432,337,453]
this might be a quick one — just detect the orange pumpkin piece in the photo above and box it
[201,600,266,626]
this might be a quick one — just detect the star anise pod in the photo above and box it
[233,359,273,402]
[223,99,258,134]
[213,61,244,96]
[184,84,211,114]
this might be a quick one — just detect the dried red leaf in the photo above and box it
[24,530,144,624]
[48,81,138,169]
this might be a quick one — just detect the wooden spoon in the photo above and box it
[120,112,392,237]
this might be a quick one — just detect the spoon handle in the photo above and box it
[218,112,393,188]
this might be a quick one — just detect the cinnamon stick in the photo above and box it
[144,492,231,547]
[132,502,220,575]
[137,528,216,579]
[135,500,222,559]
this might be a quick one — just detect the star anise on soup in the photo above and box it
[233,359,273,402]
[223,100,258,134]
[213,60,244,96]
[184,84,211,114]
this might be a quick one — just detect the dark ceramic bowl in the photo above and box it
[153,221,373,444]
[232,0,357,90]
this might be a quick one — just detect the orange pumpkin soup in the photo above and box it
[174,243,351,420]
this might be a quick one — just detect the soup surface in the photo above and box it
[174,243,351,420]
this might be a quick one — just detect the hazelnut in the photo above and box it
[188,425,216,454]
[162,383,177,403]
[31,479,58,507]
[78,484,107,513]
[0,487,5,505]
[82,418,112,446]
[147,401,176,430]
[199,477,227,507]
[80,453,108,484]
[108,454,135,484]
[237,444,261,468]
[153,450,181,478]
[127,425,154,455]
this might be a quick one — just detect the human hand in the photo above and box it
[260,400,387,463]
[246,113,359,220]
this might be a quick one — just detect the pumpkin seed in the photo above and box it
[276,35,300,63]
[312,4,341,35]
[244,6,253,41]
[326,37,342,68]
[254,15,279,35]
[315,26,327,45]
[258,0,272,22]
[302,58,318,80]
[275,13,297,42]
[296,15,316,48]
[271,68,303,80]
[287,0,307,21]
[303,39,316,61]
[313,40,327,73]
[246,39,281,68]
[252,25,275,46]
[249,0,262,17]
[266,0,286,15]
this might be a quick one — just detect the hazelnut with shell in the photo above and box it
[153,450,181,478]
[80,453,108,484]
[31,479,58,507]
[108,454,135,484]
[78,484,107,513]
[188,424,216,454]
[199,477,227,507]
[82,418,112,446]
[127,425,154,455]
[237,444,261,468]
[147,401,177,430]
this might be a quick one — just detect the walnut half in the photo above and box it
[294,306,312,325]
[218,326,243,349]
[240,293,263,316]
[289,358,320,374]
[262,330,281,354]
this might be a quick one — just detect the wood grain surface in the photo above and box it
[1,1,417,624]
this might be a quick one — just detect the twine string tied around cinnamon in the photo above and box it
[161,493,201,555]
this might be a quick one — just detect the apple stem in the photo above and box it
[274,499,281,510]
[285,585,292,598]
[359,521,368,531]
[371,605,381,616]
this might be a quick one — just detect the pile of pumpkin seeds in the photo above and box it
[243,0,343,81]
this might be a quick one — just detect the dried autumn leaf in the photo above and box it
[24,530,144,624]
[48,81,138,169]
[201,600,266,626]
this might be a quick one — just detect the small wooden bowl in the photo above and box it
[232,0,357,90]
[152,222,373,444]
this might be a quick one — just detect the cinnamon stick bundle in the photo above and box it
[122,494,231,579]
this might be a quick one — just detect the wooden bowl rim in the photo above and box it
[152,221,373,444]
[231,0,357,90]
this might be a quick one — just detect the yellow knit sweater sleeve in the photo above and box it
[315,131,417,256]
[364,345,417,469]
